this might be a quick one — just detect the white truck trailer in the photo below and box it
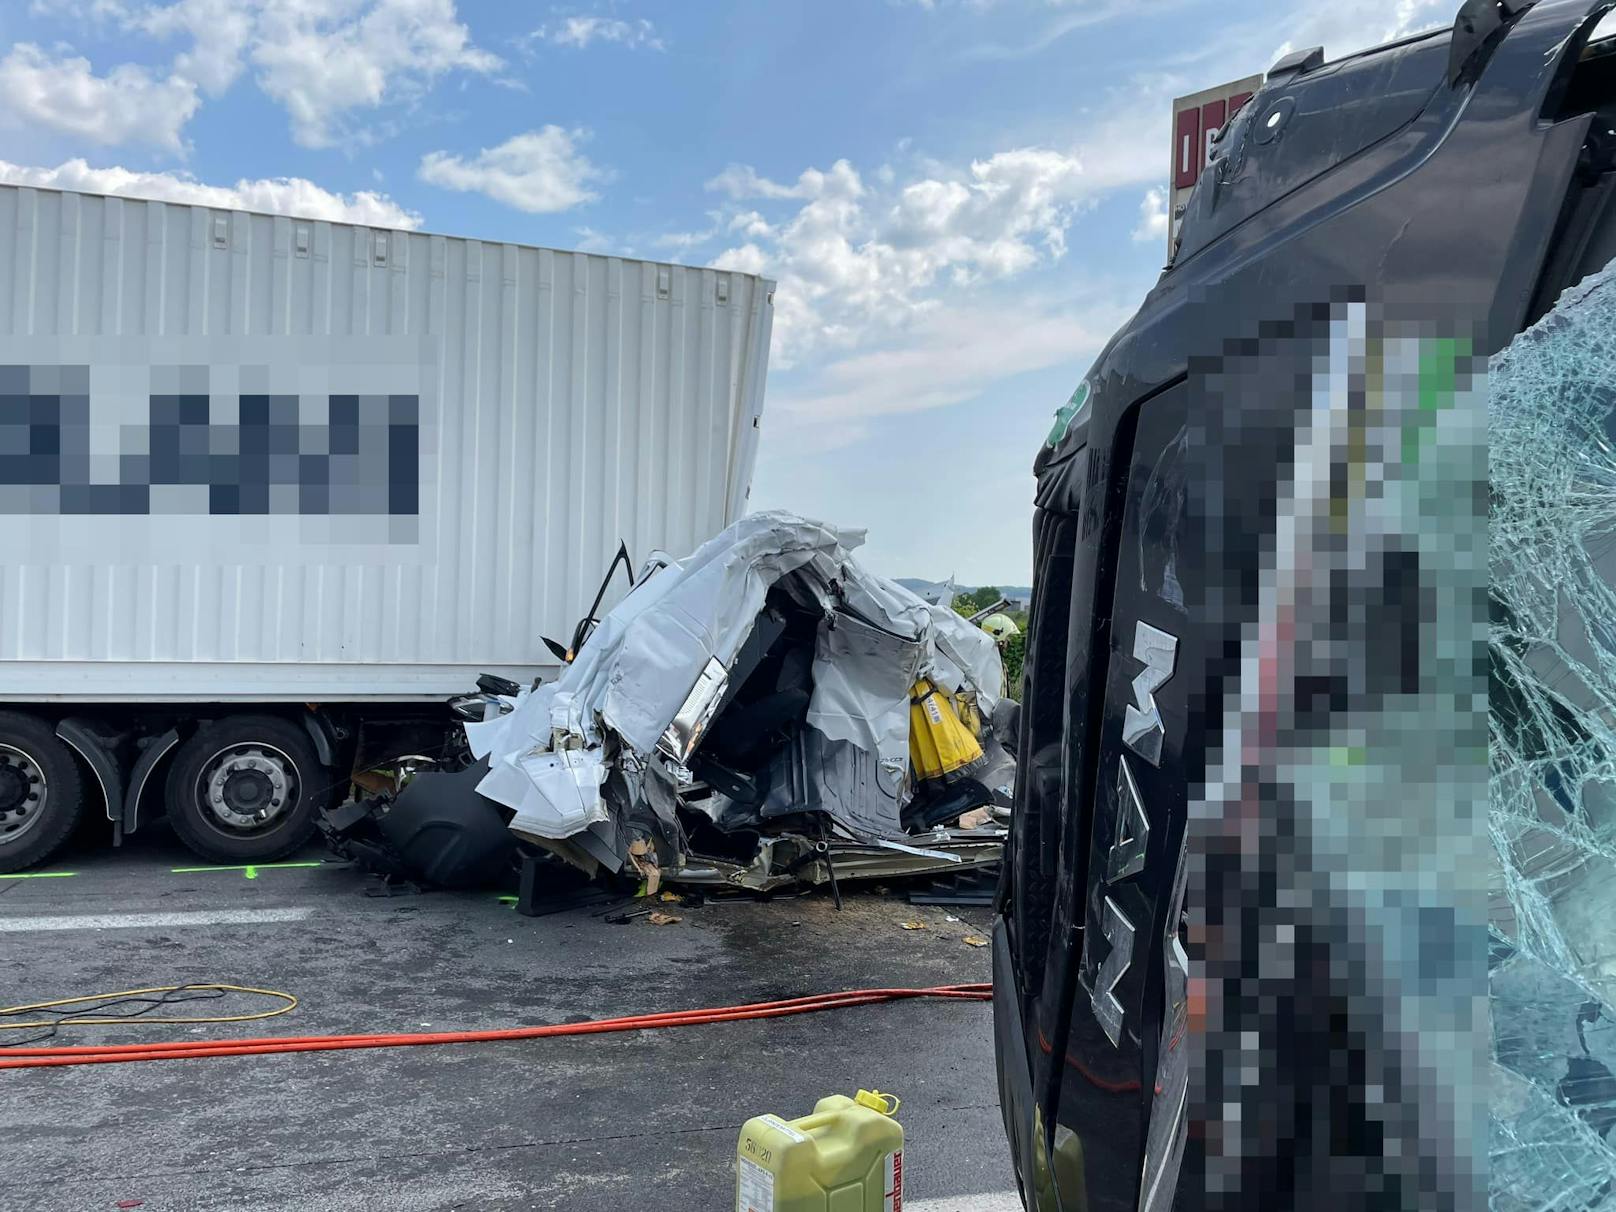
[0,183,775,872]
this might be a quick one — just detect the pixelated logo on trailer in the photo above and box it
[0,364,419,518]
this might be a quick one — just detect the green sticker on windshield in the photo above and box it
[1047,380,1091,446]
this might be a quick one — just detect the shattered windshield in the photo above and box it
[1490,262,1616,1208]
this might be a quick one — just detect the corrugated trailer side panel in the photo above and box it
[0,186,774,700]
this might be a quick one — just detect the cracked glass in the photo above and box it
[1490,262,1616,1209]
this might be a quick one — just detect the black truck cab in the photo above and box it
[994,2,1616,1207]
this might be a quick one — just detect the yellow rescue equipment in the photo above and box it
[909,678,983,783]
[736,1089,904,1211]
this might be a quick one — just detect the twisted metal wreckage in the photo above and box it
[451,512,1017,893]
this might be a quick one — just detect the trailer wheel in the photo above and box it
[0,711,87,873]
[165,716,332,864]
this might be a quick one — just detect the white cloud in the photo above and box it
[13,0,501,151]
[890,0,999,10]
[655,222,724,252]
[25,0,130,23]
[1068,95,1169,192]
[706,164,813,201]
[1268,0,1448,64]
[0,42,200,152]
[529,16,664,51]
[713,243,770,275]
[702,123,1156,368]
[770,296,1126,437]
[572,226,618,254]
[958,0,1173,59]
[418,127,604,214]
[689,86,1171,475]
[899,0,1447,73]
[0,158,424,228]
[252,0,503,148]
[134,0,253,95]
[1132,187,1168,244]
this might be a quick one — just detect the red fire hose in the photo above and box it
[0,984,992,1070]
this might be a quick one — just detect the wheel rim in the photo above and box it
[195,743,300,836]
[0,743,49,846]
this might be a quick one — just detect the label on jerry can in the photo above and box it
[884,1150,903,1211]
[760,1115,807,1142]
[738,1156,774,1212]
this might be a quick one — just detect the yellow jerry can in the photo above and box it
[736,1090,904,1211]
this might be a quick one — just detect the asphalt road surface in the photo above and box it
[0,827,1019,1211]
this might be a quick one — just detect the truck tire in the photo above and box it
[165,715,333,864]
[0,711,87,873]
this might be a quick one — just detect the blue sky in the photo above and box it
[0,0,1453,584]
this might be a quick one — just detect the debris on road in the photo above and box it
[955,807,994,830]
[465,512,1016,896]
[904,867,999,907]
[317,758,517,891]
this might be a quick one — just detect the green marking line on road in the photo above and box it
[170,862,326,880]
[0,871,78,879]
